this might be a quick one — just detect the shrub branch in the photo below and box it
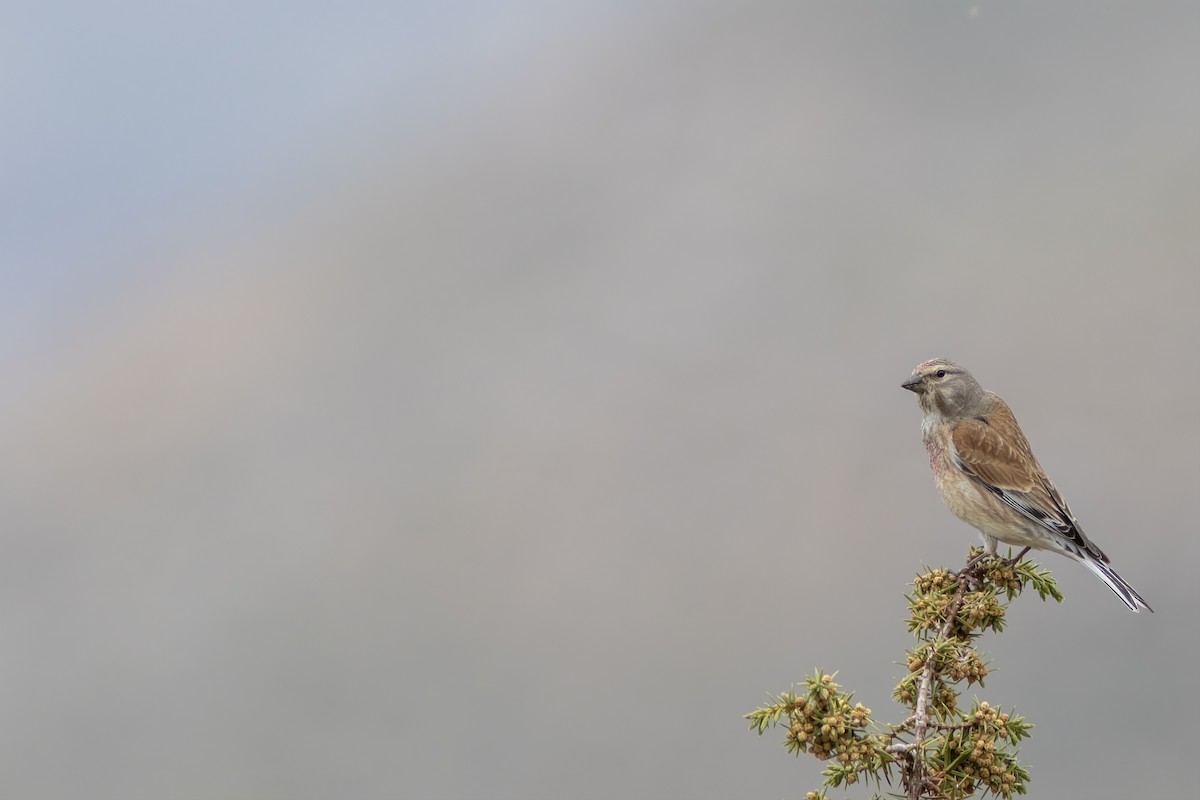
[745,547,1061,800]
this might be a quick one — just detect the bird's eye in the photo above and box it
[935,369,947,378]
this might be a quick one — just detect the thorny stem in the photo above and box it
[893,714,977,735]
[907,563,975,800]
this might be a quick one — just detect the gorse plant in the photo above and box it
[745,548,1063,800]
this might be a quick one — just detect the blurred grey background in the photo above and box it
[2,2,1197,798]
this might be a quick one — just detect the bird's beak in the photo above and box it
[901,374,923,393]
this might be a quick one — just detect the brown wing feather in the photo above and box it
[950,400,1101,556]
[950,414,1038,493]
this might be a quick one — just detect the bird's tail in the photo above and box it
[1079,556,1153,613]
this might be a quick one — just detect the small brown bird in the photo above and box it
[902,358,1152,612]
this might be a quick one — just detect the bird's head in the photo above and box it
[901,358,986,418]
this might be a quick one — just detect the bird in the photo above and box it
[901,358,1152,612]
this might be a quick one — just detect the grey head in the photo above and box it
[901,358,988,419]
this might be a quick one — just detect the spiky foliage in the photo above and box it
[746,548,1060,799]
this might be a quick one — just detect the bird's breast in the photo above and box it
[923,433,948,478]
[921,417,950,479]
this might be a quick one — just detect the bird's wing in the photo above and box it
[949,403,1100,557]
